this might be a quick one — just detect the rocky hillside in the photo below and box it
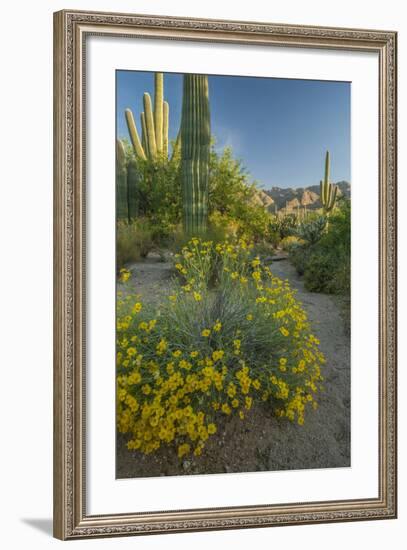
[263,181,350,212]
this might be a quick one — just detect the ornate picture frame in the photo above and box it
[53,9,397,540]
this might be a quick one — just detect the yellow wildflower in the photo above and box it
[132,302,142,314]
[177,443,190,458]
[119,268,131,282]
[212,350,225,362]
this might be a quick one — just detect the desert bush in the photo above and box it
[116,217,179,269]
[208,146,272,241]
[117,238,325,458]
[116,219,155,268]
[280,235,305,252]
[295,216,327,246]
[288,200,350,295]
[268,214,298,243]
[131,154,182,226]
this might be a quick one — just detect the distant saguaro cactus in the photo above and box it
[319,151,338,214]
[180,74,211,235]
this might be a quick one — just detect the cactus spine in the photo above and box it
[116,139,129,220]
[124,72,174,162]
[319,151,338,214]
[180,74,211,235]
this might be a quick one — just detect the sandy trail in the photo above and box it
[116,255,350,478]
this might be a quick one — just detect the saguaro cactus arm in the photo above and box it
[163,100,169,157]
[143,92,157,158]
[154,73,164,153]
[140,112,149,158]
[125,109,146,161]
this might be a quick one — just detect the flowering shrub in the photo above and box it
[117,238,325,458]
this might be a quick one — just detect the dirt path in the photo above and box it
[117,255,350,478]
[118,252,174,304]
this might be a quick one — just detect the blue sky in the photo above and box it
[117,71,350,189]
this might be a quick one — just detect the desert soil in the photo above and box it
[116,253,350,478]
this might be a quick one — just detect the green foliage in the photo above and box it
[289,199,350,294]
[268,214,298,242]
[180,74,211,235]
[116,218,155,268]
[295,216,327,245]
[279,235,305,252]
[208,146,271,241]
[132,154,182,228]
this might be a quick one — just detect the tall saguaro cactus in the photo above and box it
[319,151,338,214]
[180,74,211,235]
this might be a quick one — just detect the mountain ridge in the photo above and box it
[261,181,350,212]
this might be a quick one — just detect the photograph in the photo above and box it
[115,70,351,478]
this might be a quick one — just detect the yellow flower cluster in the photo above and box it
[117,237,325,459]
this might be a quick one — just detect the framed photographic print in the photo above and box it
[53,9,397,540]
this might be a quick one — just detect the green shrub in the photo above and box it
[295,216,327,245]
[289,245,311,276]
[303,253,338,292]
[280,235,305,252]
[208,146,272,242]
[288,199,350,295]
[268,214,298,243]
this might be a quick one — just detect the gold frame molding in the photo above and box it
[53,9,397,540]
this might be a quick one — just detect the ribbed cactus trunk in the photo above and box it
[127,159,139,220]
[116,139,128,220]
[180,74,211,235]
